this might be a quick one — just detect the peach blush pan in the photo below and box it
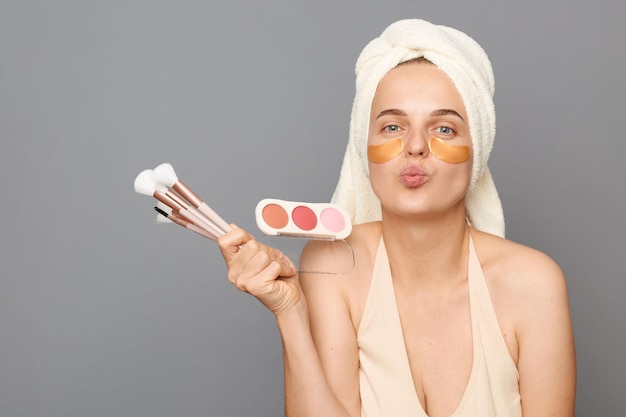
[367,137,470,164]
[255,199,352,240]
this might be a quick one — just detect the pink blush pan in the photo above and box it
[292,205,317,231]
[256,198,352,240]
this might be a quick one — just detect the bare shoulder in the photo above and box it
[471,228,572,362]
[472,230,576,414]
[299,222,381,327]
[472,228,567,299]
[294,223,382,413]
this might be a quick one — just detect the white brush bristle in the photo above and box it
[152,163,178,187]
[134,169,156,196]
[134,169,168,195]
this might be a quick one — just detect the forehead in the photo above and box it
[371,62,466,117]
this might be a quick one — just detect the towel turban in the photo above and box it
[331,19,505,237]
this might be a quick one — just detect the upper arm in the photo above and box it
[299,241,362,417]
[514,252,576,417]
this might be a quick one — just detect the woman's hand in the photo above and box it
[218,225,302,317]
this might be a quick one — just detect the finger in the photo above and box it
[237,244,284,278]
[251,248,296,279]
[230,248,279,289]
[244,260,285,294]
[272,248,297,278]
[229,245,295,289]
[217,224,255,260]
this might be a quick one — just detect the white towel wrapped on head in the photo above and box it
[331,19,505,237]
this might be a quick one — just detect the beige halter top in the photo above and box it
[357,235,522,417]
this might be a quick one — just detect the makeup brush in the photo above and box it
[151,163,232,234]
[155,201,173,223]
[153,198,219,240]
[154,206,217,241]
[134,169,221,240]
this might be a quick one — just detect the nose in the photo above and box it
[404,131,429,158]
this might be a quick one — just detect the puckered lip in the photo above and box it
[400,165,428,177]
[399,164,429,188]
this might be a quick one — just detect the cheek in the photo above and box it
[428,137,471,164]
[367,138,404,163]
[367,161,390,196]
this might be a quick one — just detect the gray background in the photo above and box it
[1,0,624,416]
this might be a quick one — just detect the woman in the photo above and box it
[218,19,575,417]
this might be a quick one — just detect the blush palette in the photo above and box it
[255,198,352,240]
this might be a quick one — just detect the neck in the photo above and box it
[381,204,469,289]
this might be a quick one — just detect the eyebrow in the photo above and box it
[375,108,465,121]
[375,109,407,119]
[430,109,465,121]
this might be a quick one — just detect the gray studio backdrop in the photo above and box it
[1,1,624,416]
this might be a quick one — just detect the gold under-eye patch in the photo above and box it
[428,137,470,163]
[367,138,404,163]
[367,137,471,164]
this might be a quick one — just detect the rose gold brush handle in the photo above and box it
[188,205,226,237]
[163,189,225,237]
[197,202,232,233]
[171,208,220,240]
[155,207,217,241]
[171,180,232,233]
[153,192,221,240]
[186,222,218,241]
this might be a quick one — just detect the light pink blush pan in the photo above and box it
[320,208,346,233]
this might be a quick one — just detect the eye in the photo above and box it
[434,126,455,136]
[383,125,401,133]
